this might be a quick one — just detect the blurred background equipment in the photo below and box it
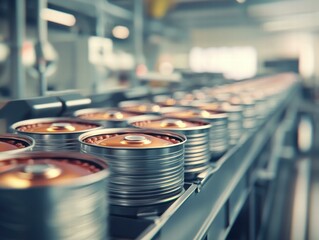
[0,0,319,240]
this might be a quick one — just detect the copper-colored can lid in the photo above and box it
[155,98,177,106]
[0,154,105,188]
[163,108,225,119]
[120,102,161,113]
[0,140,25,151]
[14,118,100,134]
[0,134,34,153]
[131,117,207,130]
[194,102,223,112]
[76,108,140,121]
[153,95,177,106]
[83,132,181,148]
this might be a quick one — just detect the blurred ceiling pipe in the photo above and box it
[35,0,48,96]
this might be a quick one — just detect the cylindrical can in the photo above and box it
[11,118,103,151]
[118,100,161,115]
[129,116,211,180]
[0,134,34,154]
[153,95,177,106]
[160,107,229,159]
[0,152,109,240]
[249,91,268,122]
[79,128,186,217]
[228,95,257,131]
[73,107,142,128]
[194,102,244,146]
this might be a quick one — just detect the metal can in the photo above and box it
[0,134,34,154]
[160,107,229,159]
[79,128,186,217]
[249,91,268,122]
[73,107,142,128]
[194,102,244,146]
[118,100,161,114]
[153,95,177,106]
[129,116,211,180]
[0,152,109,240]
[11,117,103,151]
[228,95,257,131]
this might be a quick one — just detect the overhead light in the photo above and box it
[41,8,76,27]
[236,0,246,4]
[112,26,130,39]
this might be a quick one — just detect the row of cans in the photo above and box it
[0,73,298,239]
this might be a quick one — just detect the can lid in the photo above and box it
[0,156,103,188]
[132,117,207,130]
[0,136,30,152]
[77,109,140,120]
[0,141,20,151]
[121,103,161,113]
[163,108,226,119]
[15,120,100,134]
[83,133,179,148]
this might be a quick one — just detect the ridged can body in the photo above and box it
[11,117,103,151]
[129,116,211,180]
[79,128,186,216]
[0,152,109,240]
[160,107,229,159]
[228,96,257,131]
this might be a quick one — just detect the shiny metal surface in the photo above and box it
[0,152,109,240]
[79,128,185,214]
[118,100,162,114]
[129,115,211,180]
[73,107,142,128]
[11,118,103,151]
[160,107,229,157]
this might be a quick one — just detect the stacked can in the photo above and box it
[73,107,142,128]
[11,118,103,151]
[0,152,109,240]
[79,128,186,217]
[0,134,34,154]
[160,107,229,159]
[153,95,177,107]
[194,102,244,146]
[228,95,257,131]
[249,91,269,123]
[118,100,161,115]
[129,116,211,180]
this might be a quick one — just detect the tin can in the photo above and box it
[118,100,161,115]
[153,95,177,106]
[0,134,34,154]
[0,152,109,240]
[79,128,186,217]
[73,107,142,128]
[11,117,103,151]
[228,95,257,131]
[129,116,211,180]
[160,107,229,159]
[194,102,244,146]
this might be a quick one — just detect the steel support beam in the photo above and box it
[9,0,26,99]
